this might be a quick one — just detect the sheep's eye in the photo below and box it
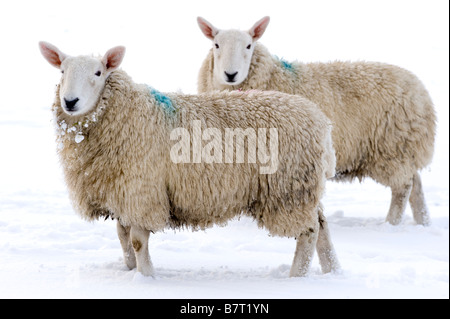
[215,43,219,49]
[95,71,102,77]
[247,44,251,49]
[61,70,64,74]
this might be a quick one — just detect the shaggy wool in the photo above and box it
[53,69,334,238]
[198,42,436,190]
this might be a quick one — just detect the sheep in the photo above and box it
[39,41,340,277]
[197,16,436,226]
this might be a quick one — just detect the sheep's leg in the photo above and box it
[289,223,318,277]
[385,179,413,225]
[316,203,340,273]
[116,221,136,270]
[130,225,154,276]
[409,172,431,226]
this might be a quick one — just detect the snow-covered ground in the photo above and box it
[0,0,448,298]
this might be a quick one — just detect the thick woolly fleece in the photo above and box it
[198,42,436,189]
[53,69,334,238]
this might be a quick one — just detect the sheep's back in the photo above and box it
[236,45,436,185]
[292,61,436,185]
[166,90,330,236]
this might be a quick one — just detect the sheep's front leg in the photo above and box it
[130,225,154,276]
[385,179,413,225]
[316,203,340,274]
[116,221,136,270]
[289,224,318,277]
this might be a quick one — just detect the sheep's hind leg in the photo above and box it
[130,225,154,276]
[316,203,340,273]
[116,220,136,270]
[385,179,413,225]
[289,223,318,277]
[409,172,431,226]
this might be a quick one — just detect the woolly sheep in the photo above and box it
[39,41,339,277]
[197,16,436,226]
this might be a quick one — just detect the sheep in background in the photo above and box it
[39,41,339,277]
[197,16,436,226]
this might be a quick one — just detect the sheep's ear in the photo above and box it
[102,46,126,72]
[197,17,219,40]
[39,41,68,69]
[248,16,270,41]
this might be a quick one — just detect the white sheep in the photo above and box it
[197,16,436,226]
[39,41,339,277]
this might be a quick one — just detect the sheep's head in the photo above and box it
[198,16,270,87]
[39,42,125,116]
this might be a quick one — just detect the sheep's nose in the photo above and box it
[224,71,238,82]
[64,98,79,111]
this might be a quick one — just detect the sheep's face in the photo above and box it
[39,42,126,116]
[59,56,108,116]
[212,30,255,86]
[198,16,270,88]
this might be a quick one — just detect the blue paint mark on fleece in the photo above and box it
[274,55,295,72]
[148,86,176,114]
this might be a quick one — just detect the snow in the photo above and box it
[74,134,84,144]
[0,0,448,299]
